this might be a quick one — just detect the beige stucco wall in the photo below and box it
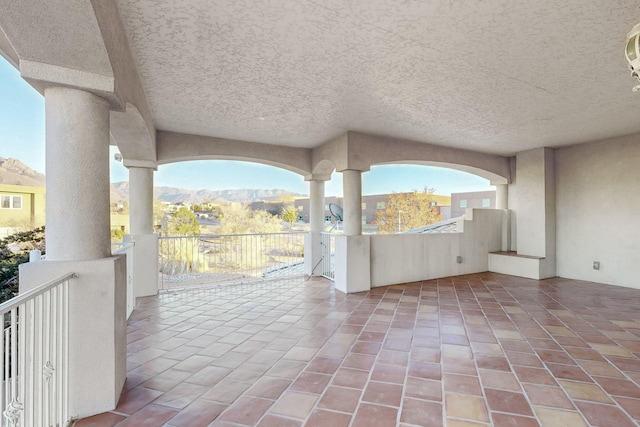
[556,134,640,288]
[0,184,45,232]
[370,209,503,287]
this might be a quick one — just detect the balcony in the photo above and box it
[74,272,640,426]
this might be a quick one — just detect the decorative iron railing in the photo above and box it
[0,272,74,427]
[158,232,306,288]
[321,233,335,280]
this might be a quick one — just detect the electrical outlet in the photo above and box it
[456,256,463,264]
[593,261,600,270]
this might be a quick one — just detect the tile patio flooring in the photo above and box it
[76,273,640,426]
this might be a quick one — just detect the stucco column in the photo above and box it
[495,184,508,209]
[45,87,111,261]
[309,180,325,234]
[127,166,159,297]
[305,179,325,276]
[342,169,362,236]
[129,167,154,234]
[21,86,127,417]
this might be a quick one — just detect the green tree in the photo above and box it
[280,206,299,227]
[111,228,125,242]
[168,207,201,236]
[0,226,45,302]
[216,203,282,234]
[375,187,442,233]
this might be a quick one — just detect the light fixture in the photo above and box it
[625,23,640,92]
[114,153,123,162]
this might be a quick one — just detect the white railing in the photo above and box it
[113,242,135,319]
[321,232,335,280]
[158,232,306,288]
[0,272,74,427]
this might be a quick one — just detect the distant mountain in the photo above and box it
[0,158,304,203]
[0,157,45,187]
[110,181,305,204]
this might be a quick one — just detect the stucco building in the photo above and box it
[0,183,45,237]
[294,193,451,225]
[450,190,496,218]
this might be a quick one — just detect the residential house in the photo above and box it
[0,183,45,237]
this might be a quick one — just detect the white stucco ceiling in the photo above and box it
[116,0,640,156]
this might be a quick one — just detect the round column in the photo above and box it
[342,169,362,236]
[129,167,154,235]
[309,179,325,233]
[45,87,111,260]
[495,184,508,210]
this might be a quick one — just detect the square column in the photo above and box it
[342,169,362,236]
[489,148,556,279]
[304,178,325,276]
[127,166,159,297]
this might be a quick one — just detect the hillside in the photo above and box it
[110,182,305,204]
[0,158,305,203]
[0,157,45,187]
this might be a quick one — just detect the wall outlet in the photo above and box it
[593,261,600,270]
[456,256,463,264]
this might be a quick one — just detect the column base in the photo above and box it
[334,235,371,293]
[129,233,159,298]
[19,257,127,418]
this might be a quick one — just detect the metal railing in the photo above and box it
[321,232,335,280]
[113,242,135,319]
[0,272,74,427]
[158,232,306,288]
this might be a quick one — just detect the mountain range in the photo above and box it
[1,157,305,203]
[112,182,304,204]
[0,157,46,187]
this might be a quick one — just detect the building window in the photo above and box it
[362,203,366,209]
[460,199,467,208]
[325,204,329,211]
[429,201,437,207]
[482,198,490,207]
[376,202,386,210]
[297,205,303,211]
[1,195,22,209]
[362,215,367,224]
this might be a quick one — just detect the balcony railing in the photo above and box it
[0,272,74,427]
[158,232,306,288]
[321,232,335,280]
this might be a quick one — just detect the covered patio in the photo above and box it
[77,273,640,426]
[2,1,640,424]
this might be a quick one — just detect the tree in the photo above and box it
[375,187,442,233]
[168,207,201,236]
[0,226,45,302]
[280,206,299,227]
[216,203,282,234]
[111,228,125,242]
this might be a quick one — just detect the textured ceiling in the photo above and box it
[116,0,640,155]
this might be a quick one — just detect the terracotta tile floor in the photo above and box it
[75,273,640,426]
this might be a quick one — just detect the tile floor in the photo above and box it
[75,273,640,426]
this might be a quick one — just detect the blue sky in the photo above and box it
[1,57,492,197]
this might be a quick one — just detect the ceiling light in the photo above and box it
[625,22,640,92]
